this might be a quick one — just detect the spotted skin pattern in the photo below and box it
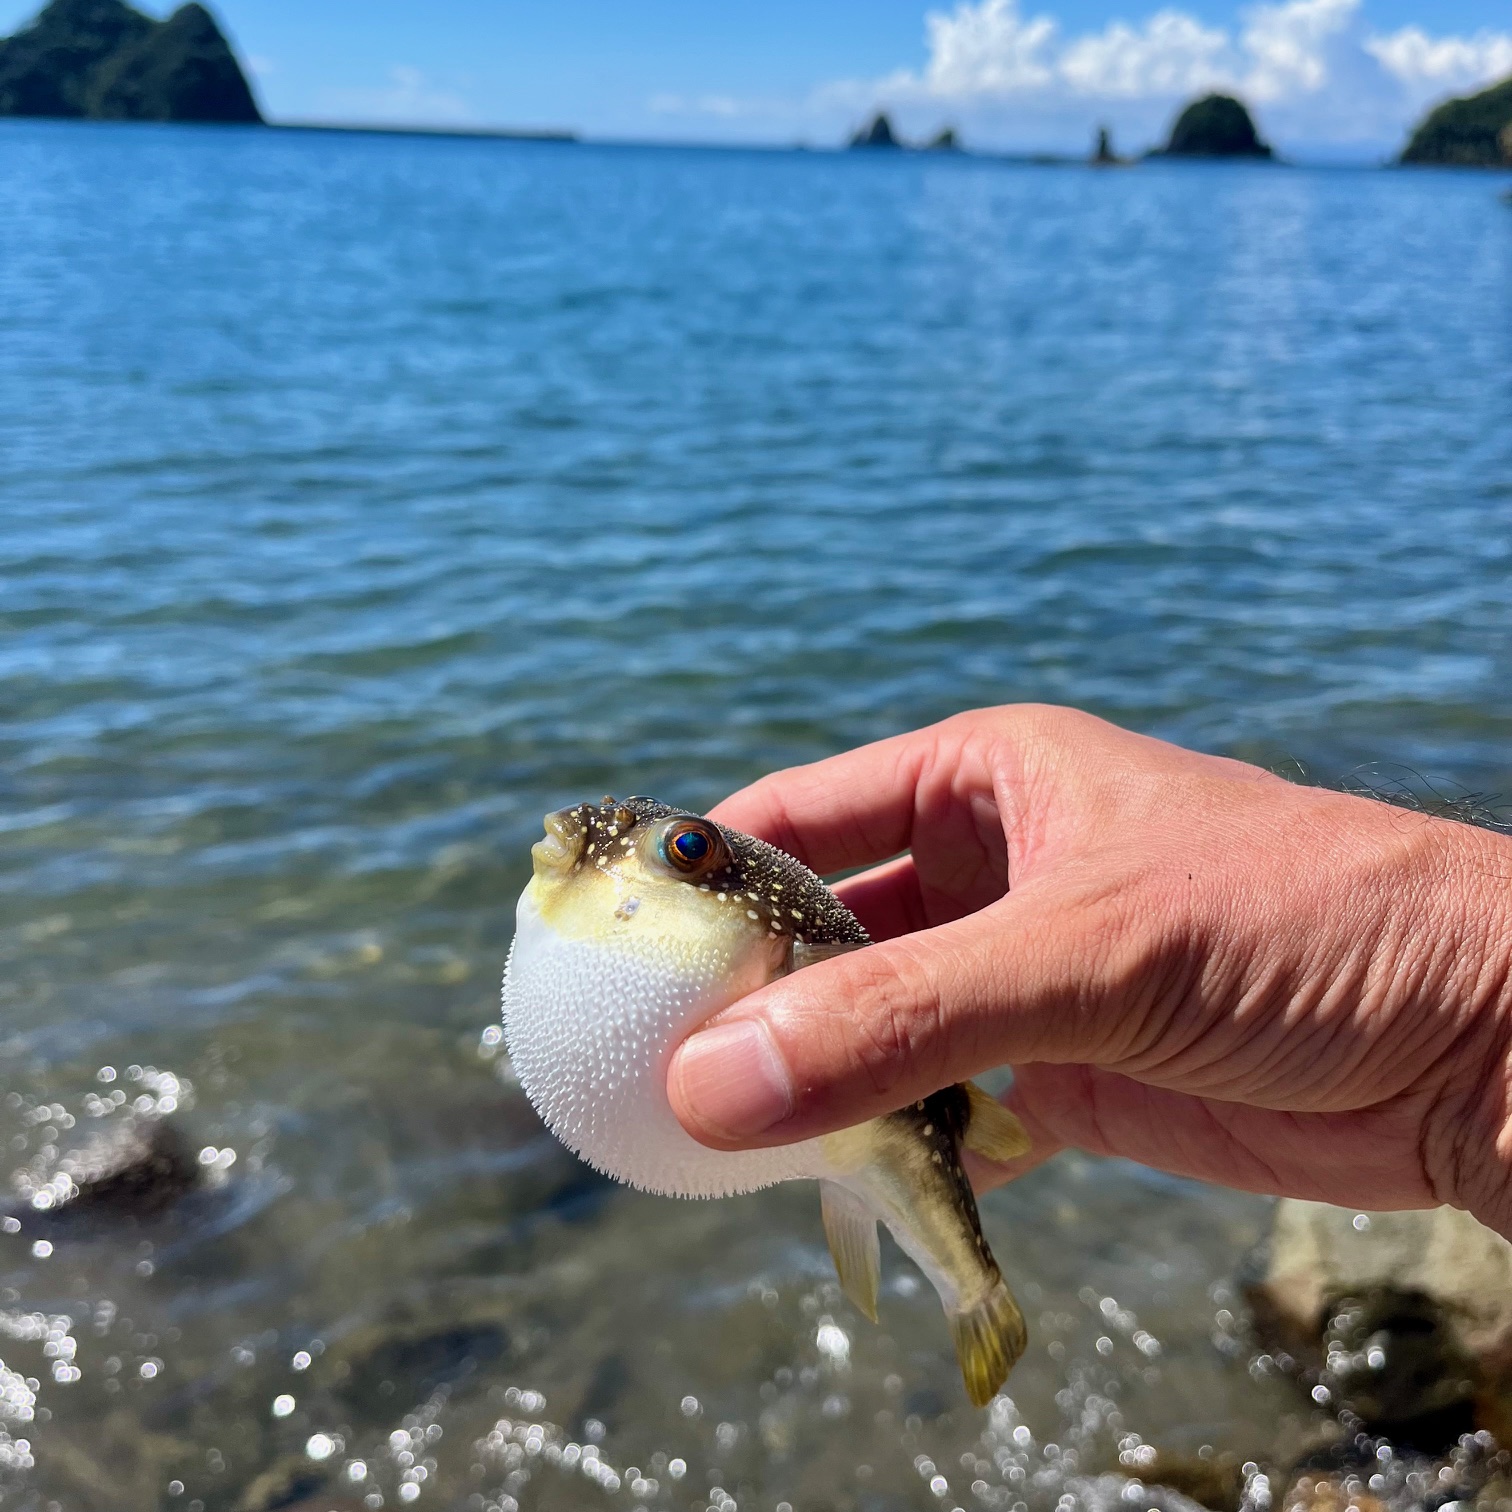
[890,1088,1001,1279]
[563,795,869,950]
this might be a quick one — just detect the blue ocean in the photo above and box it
[1,118,1510,1509]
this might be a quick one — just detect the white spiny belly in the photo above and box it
[502,891,829,1198]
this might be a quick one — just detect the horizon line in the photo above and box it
[0,112,1448,168]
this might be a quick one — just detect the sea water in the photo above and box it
[1,119,1510,1510]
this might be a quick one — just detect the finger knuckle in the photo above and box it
[834,947,949,1102]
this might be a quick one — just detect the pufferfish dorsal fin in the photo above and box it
[820,1180,880,1323]
[962,1083,1032,1163]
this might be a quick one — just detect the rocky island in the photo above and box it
[848,112,900,149]
[1401,73,1512,167]
[0,0,261,123]
[847,112,962,152]
[1155,93,1273,158]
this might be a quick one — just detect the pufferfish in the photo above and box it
[501,795,1031,1406]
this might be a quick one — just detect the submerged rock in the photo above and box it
[1279,1473,1386,1512]
[1157,94,1272,159]
[1248,1201,1512,1442]
[317,1307,512,1422]
[849,112,899,149]
[0,0,261,122]
[1132,1450,1243,1512]
[8,1115,199,1222]
[1401,74,1512,167]
[233,1457,335,1512]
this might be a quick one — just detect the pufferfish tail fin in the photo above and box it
[961,1083,1032,1164]
[819,1180,880,1323]
[949,1280,1028,1407]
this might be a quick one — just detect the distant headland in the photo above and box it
[0,0,260,123]
[1401,74,1512,168]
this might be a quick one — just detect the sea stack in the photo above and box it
[1401,74,1512,167]
[0,0,262,123]
[1090,124,1123,166]
[1157,93,1272,158]
[849,112,900,149]
[924,126,960,152]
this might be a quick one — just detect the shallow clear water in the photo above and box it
[1,119,1510,1511]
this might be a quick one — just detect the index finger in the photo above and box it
[708,726,931,876]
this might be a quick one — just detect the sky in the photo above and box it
[5,0,1511,158]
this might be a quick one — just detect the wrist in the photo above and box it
[1415,821,1512,1235]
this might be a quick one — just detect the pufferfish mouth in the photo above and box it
[531,809,584,875]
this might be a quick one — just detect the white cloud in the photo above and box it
[1240,0,1357,101]
[815,0,1512,152]
[1060,10,1228,98]
[1365,26,1512,94]
[920,0,1059,94]
[874,0,1372,104]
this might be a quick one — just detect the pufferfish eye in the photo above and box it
[656,819,725,877]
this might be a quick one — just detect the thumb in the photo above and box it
[667,886,1149,1149]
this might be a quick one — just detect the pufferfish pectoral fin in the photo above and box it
[819,1180,880,1323]
[962,1082,1031,1164]
[791,940,866,972]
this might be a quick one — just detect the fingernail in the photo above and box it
[674,1020,794,1139]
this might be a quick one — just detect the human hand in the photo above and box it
[666,706,1512,1237]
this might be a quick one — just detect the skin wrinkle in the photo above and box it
[1184,870,1394,1100]
[1129,960,1265,1092]
[1362,932,1477,1095]
[1076,1063,1113,1159]
[1423,927,1512,1217]
[908,924,1005,1083]
[994,713,1073,877]
[1414,1036,1492,1207]
[1030,1071,1431,1205]
[1129,875,1223,1053]
[1485,1042,1512,1232]
[1264,955,1384,1102]
[1093,911,1196,1070]
[1199,1097,1289,1194]
[1424,1023,1511,1216]
[816,942,950,1104]
[1272,958,1416,1104]
[968,788,1008,891]
[991,757,1039,882]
